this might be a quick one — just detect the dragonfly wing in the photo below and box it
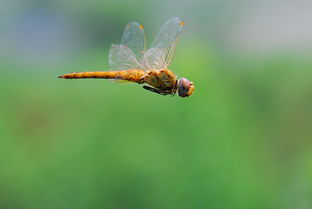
[121,22,146,63]
[150,17,184,69]
[109,44,143,70]
[143,47,165,70]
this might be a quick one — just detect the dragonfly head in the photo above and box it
[177,78,195,98]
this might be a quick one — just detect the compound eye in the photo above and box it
[178,78,190,97]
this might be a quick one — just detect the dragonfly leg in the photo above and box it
[143,86,168,95]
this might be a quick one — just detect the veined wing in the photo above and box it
[121,22,146,63]
[109,21,146,71]
[144,17,184,70]
[142,48,165,70]
[109,44,143,70]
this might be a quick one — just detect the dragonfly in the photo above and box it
[58,17,194,98]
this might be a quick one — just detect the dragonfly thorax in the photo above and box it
[144,69,176,90]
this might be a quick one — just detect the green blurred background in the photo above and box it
[1,0,312,209]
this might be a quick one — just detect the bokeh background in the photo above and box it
[1,0,312,209]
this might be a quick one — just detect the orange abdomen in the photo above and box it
[58,70,146,83]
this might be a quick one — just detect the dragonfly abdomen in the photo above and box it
[58,71,114,79]
[58,70,146,83]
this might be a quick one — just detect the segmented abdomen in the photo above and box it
[58,70,146,83]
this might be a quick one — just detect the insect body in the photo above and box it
[58,17,194,98]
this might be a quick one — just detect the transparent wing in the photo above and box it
[121,22,146,63]
[149,17,184,69]
[143,47,165,70]
[109,44,143,71]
